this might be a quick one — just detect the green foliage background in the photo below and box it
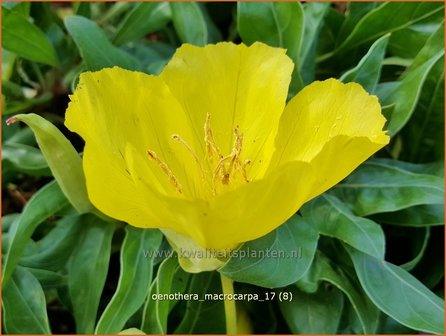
[2,2,444,334]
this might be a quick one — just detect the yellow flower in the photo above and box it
[65,42,389,270]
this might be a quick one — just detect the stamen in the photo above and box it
[227,126,243,174]
[242,160,251,183]
[213,125,246,186]
[204,113,223,163]
[213,154,232,185]
[153,114,253,195]
[147,150,182,193]
[172,134,207,182]
[171,134,201,166]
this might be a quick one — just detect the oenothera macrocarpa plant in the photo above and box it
[7,42,388,333]
[64,42,389,271]
[2,2,444,335]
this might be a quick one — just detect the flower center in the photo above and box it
[147,113,251,195]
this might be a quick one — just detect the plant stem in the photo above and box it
[220,273,237,334]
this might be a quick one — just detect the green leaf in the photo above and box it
[279,284,344,334]
[2,48,16,81]
[237,2,304,92]
[380,23,444,135]
[374,158,444,176]
[373,204,444,227]
[297,252,380,334]
[27,268,67,289]
[2,267,51,334]
[113,2,171,46]
[20,215,82,271]
[317,8,345,57]
[2,180,69,287]
[175,272,225,334]
[336,2,380,43]
[336,2,443,54]
[171,3,220,46]
[141,257,189,334]
[400,227,430,271]
[301,195,385,259]
[388,17,443,60]
[125,41,174,74]
[64,15,139,71]
[348,248,445,334]
[2,213,19,233]
[7,113,93,213]
[68,215,115,334]
[401,56,444,162]
[95,226,163,334]
[340,34,389,92]
[332,160,444,216]
[300,2,330,84]
[3,2,31,16]
[220,215,319,288]
[2,7,58,66]
[2,142,51,176]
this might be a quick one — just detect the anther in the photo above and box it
[213,155,232,185]
[212,125,246,186]
[204,113,223,163]
[147,149,183,193]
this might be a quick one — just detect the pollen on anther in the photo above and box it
[147,149,183,194]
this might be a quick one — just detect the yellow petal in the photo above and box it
[133,160,317,249]
[305,135,388,199]
[272,78,389,196]
[160,42,294,177]
[208,160,318,248]
[65,67,208,225]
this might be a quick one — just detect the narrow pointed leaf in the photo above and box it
[69,215,115,334]
[171,3,220,46]
[402,56,444,162]
[3,180,69,287]
[300,2,330,84]
[141,257,189,334]
[2,142,51,176]
[20,215,83,271]
[113,2,171,46]
[340,34,389,92]
[2,267,51,334]
[348,248,444,334]
[373,204,444,227]
[64,15,139,71]
[95,226,163,334]
[332,160,444,216]
[6,113,92,213]
[297,252,380,334]
[336,2,443,53]
[2,7,58,65]
[380,24,444,135]
[301,195,385,259]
